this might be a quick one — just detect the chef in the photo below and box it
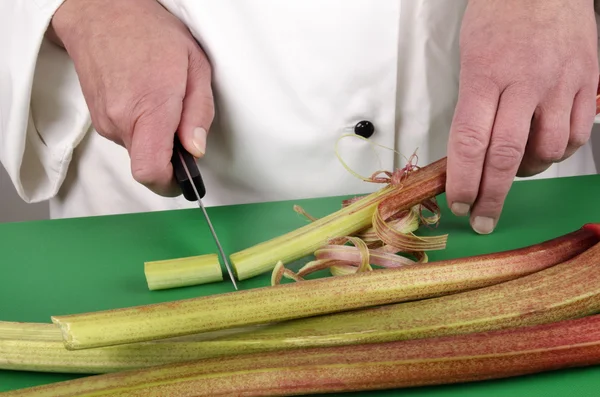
[1,0,599,235]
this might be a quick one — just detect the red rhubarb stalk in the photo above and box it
[7,314,600,396]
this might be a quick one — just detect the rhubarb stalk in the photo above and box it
[144,254,222,290]
[0,321,267,374]
[204,237,600,354]
[278,200,439,281]
[229,156,448,280]
[6,314,600,396]
[0,321,61,342]
[50,225,598,350]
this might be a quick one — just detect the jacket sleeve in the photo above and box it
[0,0,91,204]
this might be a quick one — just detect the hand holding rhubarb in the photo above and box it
[446,0,599,234]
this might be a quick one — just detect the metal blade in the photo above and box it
[176,151,238,290]
[195,198,238,290]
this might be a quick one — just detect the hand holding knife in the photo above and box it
[170,136,238,290]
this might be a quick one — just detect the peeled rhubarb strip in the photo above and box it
[50,226,598,350]
[204,239,600,354]
[6,314,600,396]
[315,245,418,268]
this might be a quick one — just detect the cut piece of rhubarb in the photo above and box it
[6,314,600,396]
[144,254,222,290]
[229,157,448,280]
[50,225,598,350]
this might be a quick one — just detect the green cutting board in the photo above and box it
[1,175,600,396]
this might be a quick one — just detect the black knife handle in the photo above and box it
[171,135,206,201]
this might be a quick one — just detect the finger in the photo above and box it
[516,96,571,177]
[129,96,183,197]
[176,46,215,158]
[446,74,500,217]
[564,85,596,160]
[470,87,537,234]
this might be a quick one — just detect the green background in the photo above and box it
[1,174,600,395]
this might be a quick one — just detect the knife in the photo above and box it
[171,135,238,290]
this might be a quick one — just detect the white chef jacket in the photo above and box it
[1,0,599,220]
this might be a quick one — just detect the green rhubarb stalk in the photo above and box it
[6,314,600,396]
[0,321,266,374]
[50,225,598,350]
[0,321,61,342]
[144,254,222,290]
[0,338,215,374]
[229,156,448,280]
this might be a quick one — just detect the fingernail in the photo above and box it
[451,202,471,217]
[472,216,495,235]
[192,127,207,157]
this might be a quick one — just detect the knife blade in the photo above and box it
[171,135,238,290]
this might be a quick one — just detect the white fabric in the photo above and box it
[1,0,598,219]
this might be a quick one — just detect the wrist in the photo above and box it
[49,0,157,50]
[49,0,164,51]
[49,0,91,50]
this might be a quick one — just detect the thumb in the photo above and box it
[177,48,215,158]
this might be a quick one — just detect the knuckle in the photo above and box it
[479,192,505,209]
[130,149,168,186]
[536,146,564,164]
[475,193,505,214]
[572,53,599,78]
[134,91,175,116]
[460,72,500,102]
[106,90,180,127]
[504,82,538,102]
[104,97,133,126]
[570,129,591,148]
[90,112,110,136]
[130,148,155,185]
[199,94,216,120]
[534,139,566,163]
[461,53,493,72]
[137,92,181,121]
[487,140,523,172]
[131,165,154,186]
[449,186,478,205]
[451,125,489,162]
[189,52,212,79]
